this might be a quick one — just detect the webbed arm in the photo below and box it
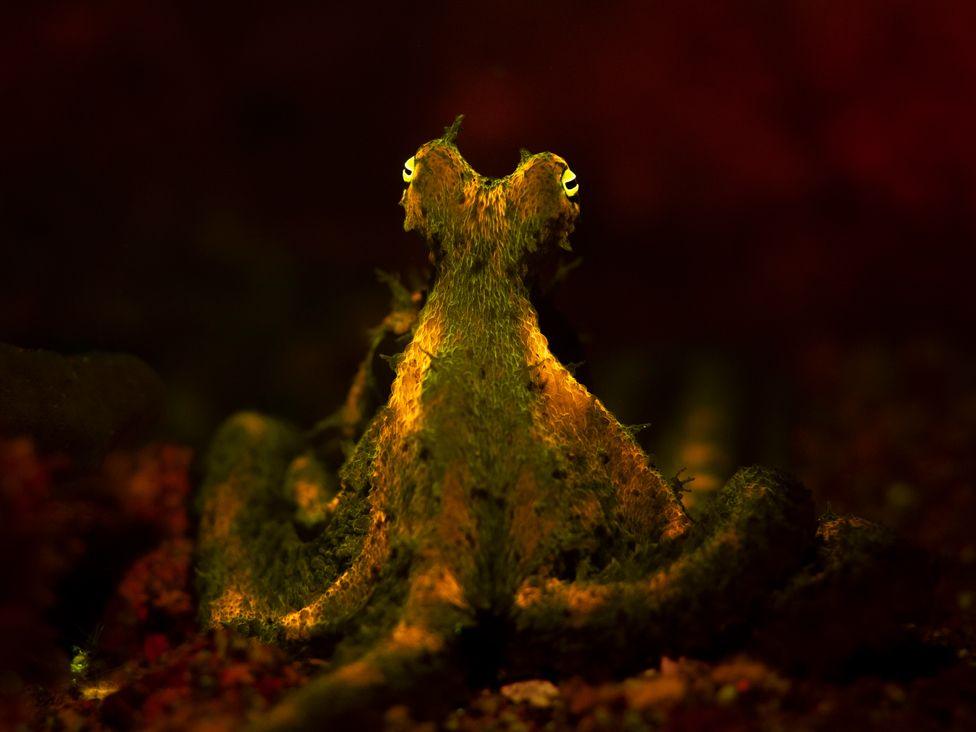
[510,467,817,675]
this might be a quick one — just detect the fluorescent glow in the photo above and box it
[561,167,578,197]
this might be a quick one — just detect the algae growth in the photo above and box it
[196,118,897,730]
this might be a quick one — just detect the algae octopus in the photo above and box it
[197,117,902,730]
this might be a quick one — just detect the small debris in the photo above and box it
[624,675,686,709]
[715,684,738,705]
[958,591,974,611]
[500,680,560,709]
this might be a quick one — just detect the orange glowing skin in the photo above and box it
[194,118,883,732]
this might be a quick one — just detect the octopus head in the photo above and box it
[400,116,580,264]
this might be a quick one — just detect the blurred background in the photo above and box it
[2,1,974,540]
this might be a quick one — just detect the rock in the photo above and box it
[0,343,164,460]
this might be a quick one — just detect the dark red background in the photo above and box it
[2,1,974,445]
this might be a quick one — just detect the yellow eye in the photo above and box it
[561,167,578,198]
[402,156,416,183]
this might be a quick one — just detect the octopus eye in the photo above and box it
[561,167,579,198]
[402,156,416,183]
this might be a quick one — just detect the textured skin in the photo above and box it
[196,120,877,730]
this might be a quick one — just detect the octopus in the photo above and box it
[196,117,908,730]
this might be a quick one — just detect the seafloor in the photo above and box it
[1,340,974,731]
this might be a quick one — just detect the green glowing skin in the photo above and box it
[195,118,889,731]
[70,648,89,679]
